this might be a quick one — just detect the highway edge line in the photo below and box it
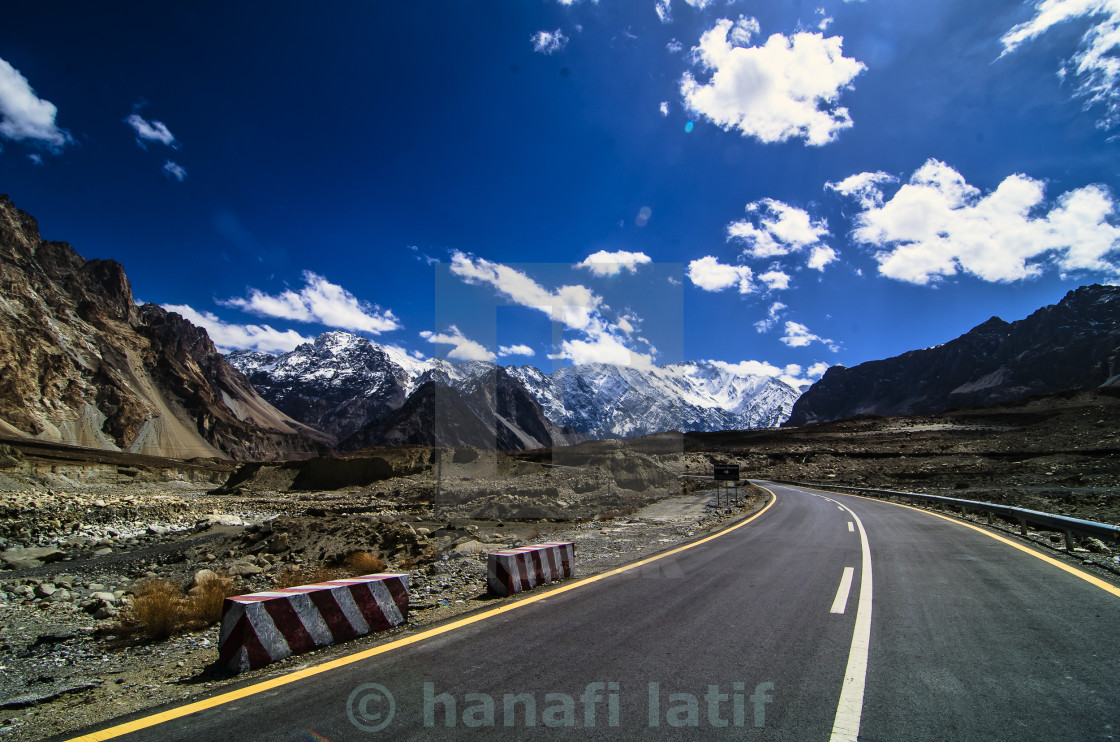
[803,484,1120,600]
[66,489,780,741]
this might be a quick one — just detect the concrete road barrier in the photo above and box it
[217,573,409,672]
[487,542,574,596]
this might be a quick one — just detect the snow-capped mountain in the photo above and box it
[506,361,799,438]
[226,331,801,446]
[228,331,413,441]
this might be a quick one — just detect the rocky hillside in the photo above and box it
[0,195,329,460]
[787,284,1120,426]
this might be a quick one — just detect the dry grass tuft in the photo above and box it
[344,550,387,576]
[272,563,342,589]
[119,574,238,640]
[184,574,235,626]
[128,579,184,640]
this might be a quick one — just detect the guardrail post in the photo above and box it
[1064,531,1076,551]
[987,512,993,526]
[1019,519,1029,536]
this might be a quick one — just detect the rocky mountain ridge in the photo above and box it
[787,284,1120,426]
[0,195,328,460]
[228,332,803,447]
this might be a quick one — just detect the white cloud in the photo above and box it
[808,361,831,378]
[125,113,176,147]
[684,0,715,7]
[531,29,569,54]
[0,57,70,149]
[421,326,495,362]
[781,320,838,351]
[825,171,897,208]
[1000,0,1120,127]
[707,358,818,389]
[667,39,684,54]
[498,344,534,358]
[576,249,653,276]
[836,158,1120,284]
[687,255,755,293]
[162,304,312,354]
[728,198,830,259]
[754,300,786,332]
[656,0,673,24]
[162,160,187,182]
[680,18,865,146]
[660,101,670,116]
[449,252,647,366]
[759,269,791,289]
[220,271,401,333]
[807,244,838,270]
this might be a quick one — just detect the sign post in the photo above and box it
[713,464,740,507]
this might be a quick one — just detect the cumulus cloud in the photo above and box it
[808,361,831,378]
[826,171,897,208]
[421,326,496,362]
[125,113,176,148]
[781,320,838,351]
[728,198,830,259]
[450,252,651,366]
[758,269,791,289]
[807,244,838,270]
[835,158,1120,284]
[162,304,312,354]
[162,160,187,182]
[531,29,569,54]
[706,358,820,389]
[687,255,755,293]
[680,18,865,146]
[667,39,684,53]
[656,0,673,23]
[0,57,70,149]
[754,301,787,332]
[220,271,401,333]
[1000,0,1120,127]
[660,101,670,116]
[576,249,653,276]
[498,344,534,357]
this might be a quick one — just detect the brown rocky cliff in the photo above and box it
[0,194,331,459]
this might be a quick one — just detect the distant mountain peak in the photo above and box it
[787,284,1120,426]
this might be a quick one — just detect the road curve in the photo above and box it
[65,482,1120,741]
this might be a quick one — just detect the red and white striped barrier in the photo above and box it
[217,573,409,672]
[487,542,574,596]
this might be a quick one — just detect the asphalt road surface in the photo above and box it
[68,482,1120,741]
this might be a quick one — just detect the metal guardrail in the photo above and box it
[772,480,1120,549]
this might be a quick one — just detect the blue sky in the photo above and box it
[2,1,1119,386]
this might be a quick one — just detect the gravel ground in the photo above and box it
[0,481,764,742]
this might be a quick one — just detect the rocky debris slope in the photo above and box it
[0,463,760,741]
[0,195,329,460]
[788,284,1120,426]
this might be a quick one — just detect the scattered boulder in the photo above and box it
[1,546,66,569]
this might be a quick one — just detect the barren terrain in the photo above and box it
[0,388,1116,740]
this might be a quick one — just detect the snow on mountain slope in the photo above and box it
[228,331,800,442]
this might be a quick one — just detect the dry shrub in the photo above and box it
[122,575,238,640]
[184,574,235,626]
[272,563,342,589]
[344,551,387,576]
[127,579,186,640]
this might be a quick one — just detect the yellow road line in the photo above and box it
[794,484,1120,599]
[68,491,779,741]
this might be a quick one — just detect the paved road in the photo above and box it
[69,482,1120,741]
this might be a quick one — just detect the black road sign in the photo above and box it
[713,464,740,482]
